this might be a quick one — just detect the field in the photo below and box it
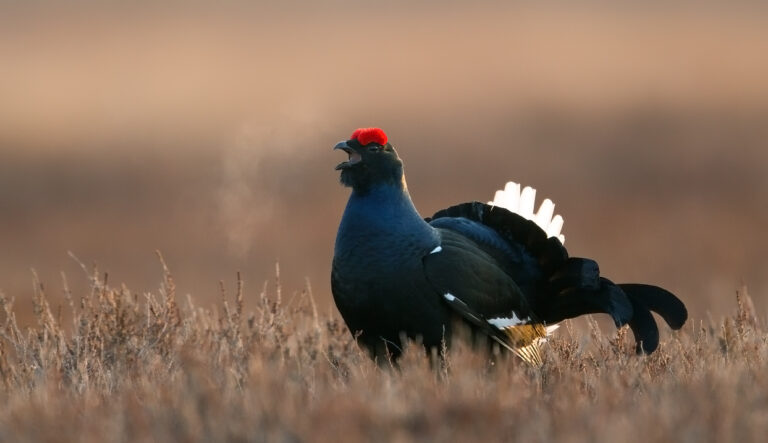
[0,259,764,442]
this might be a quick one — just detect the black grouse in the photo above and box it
[332,127,687,364]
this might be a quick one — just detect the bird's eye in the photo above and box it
[368,145,381,152]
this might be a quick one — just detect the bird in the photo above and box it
[331,127,687,365]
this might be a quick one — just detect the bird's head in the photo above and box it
[334,128,404,192]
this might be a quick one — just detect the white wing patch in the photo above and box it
[430,245,443,254]
[487,312,530,329]
[442,292,560,366]
[489,181,565,244]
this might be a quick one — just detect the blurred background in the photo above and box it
[2,1,767,324]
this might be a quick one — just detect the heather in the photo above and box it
[0,260,763,442]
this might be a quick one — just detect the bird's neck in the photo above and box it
[336,182,438,256]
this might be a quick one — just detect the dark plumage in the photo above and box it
[331,128,687,364]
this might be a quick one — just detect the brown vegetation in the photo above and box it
[0,258,764,442]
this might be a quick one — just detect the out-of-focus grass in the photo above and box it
[0,260,765,442]
[2,110,767,321]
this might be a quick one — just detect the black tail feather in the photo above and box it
[540,274,691,354]
[599,279,635,327]
[625,293,660,354]
[549,258,600,293]
[618,284,688,330]
[537,256,686,354]
[540,278,634,328]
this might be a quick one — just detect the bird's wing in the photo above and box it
[425,202,567,293]
[427,214,543,295]
[421,228,550,365]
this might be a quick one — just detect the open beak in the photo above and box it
[334,140,362,170]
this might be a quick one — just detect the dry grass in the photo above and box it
[0,258,765,443]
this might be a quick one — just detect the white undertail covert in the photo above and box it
[489,181,565,244]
